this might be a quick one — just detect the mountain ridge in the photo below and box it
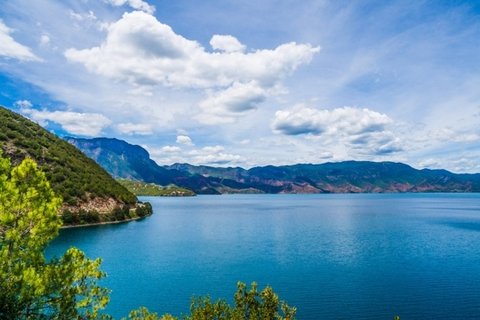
[68,137,480,194]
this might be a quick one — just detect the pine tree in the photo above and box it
[0,153,110,319]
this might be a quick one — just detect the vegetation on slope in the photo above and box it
[0,106,149,225]
[118,179,196,196]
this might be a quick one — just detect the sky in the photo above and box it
[0,0,479,172]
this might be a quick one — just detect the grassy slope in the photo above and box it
[118,179,196,196]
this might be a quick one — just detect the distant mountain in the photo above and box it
[168,162,480,193]
[66,137,239,194]
[0,107,151,226]
[69,137,480,194]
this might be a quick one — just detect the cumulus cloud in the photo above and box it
[176,135,194,146]
[210,35,246,53]
[197,81,267,124]
[273,106,402,156]
[21,108,111,136]
[349,131,402,155]
[104,0,155,14]
[64,11,319,122]
[273,106,392,136]
[117,122,153,135]
[65,11,318,89]
[0,21,39,61]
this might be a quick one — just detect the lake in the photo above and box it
[47,194,480,319]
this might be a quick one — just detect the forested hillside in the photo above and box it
[0,106,150,225]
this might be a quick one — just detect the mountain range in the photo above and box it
[67,137,480,194]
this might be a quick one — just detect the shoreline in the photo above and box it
[61,213,152,229]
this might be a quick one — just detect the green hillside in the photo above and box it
[0,106,150,225]
[118,179,196,196]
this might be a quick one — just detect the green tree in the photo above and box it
[0,154,110,319]
[125,282,296,320]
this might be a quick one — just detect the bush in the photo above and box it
[135,202,153,218]
[112,205,130,221]
[61,209,80,225]
[79,209,101,224]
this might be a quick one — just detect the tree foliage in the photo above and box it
[126,282,296,320]
[0,154,110,319]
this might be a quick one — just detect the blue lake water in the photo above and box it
[47,194,480,319]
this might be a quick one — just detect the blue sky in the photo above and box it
[1,0,479,172]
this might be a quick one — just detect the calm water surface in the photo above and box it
[47,194,480,319]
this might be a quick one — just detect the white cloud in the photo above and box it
[273,106,392,136]
[210,35,246,53]
[148,144,244,166]
[188,145,244,165]
[194,153,243,165]
[160,145,181,153]
[416,153,480,174]
[273,106,401,156]
[117,122,153,135]
[64,11,319,122]
[104,0,155,14]
[21,108,111,136]
[176,135,194,146]
[428,127,480,144]
[197,81,267,124]
[65,11,318,89]
[0,21,39,61]
[40,34,50,46]
[348,131,402,156]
